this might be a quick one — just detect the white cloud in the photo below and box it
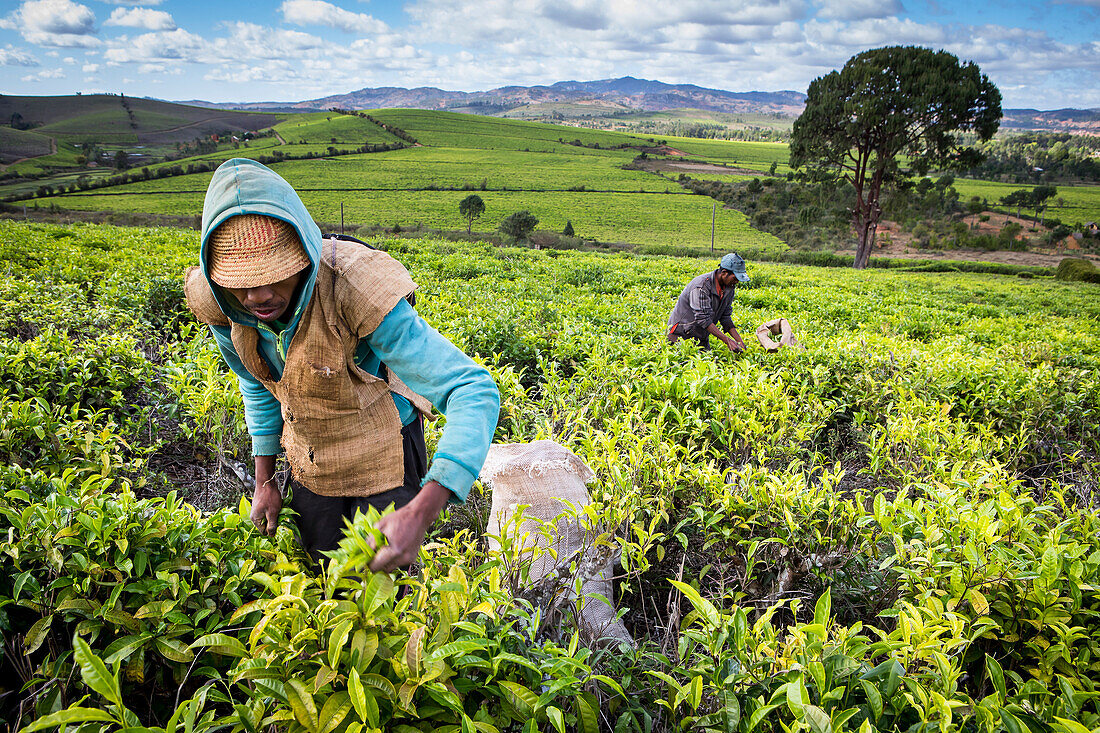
[82,61,97,71]
[21,66,64,81]
[104,27,206,63]
[105,7,176,30]
[2,0,101,47]
[63,55,74,62]
[280,0,388,33]
[210,22,327,60]
[0,45,39,65]
[815,0,903,21]
[139,61,182,74]
[101,0,166,4]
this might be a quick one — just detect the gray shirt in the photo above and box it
[668,270,737,335]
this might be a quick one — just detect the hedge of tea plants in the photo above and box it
[1,219,1098,733]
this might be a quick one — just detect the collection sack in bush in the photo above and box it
[479,440,635,648]
[755,317,805,352]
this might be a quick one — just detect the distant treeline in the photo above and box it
[683,173,1098,253]
[964,132,1100,183]
[621,120,790,142]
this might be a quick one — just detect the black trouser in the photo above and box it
[288,417,428,565]
[668,322,710,350]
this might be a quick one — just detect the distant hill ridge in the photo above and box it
[176,76,810,115]
[174,76,1100,132]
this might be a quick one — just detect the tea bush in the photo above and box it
[1,220,1098,732]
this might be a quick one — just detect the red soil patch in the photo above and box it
[834,217,1100,268]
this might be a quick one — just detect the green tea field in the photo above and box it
[1,107,804,252]
[953,178,1100,225]
[1,219,1097,733]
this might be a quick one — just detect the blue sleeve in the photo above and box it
[367,300,500,502]
[209,325,284,456]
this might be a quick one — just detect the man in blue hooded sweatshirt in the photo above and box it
[184,159,500,572]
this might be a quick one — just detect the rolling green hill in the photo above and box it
[17,107,790,253]
[19,102,1095,253]
[0,125,53,164]
[0,94,283,174]
[1,94,281,143]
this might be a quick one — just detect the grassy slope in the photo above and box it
[0,95,284,173]
[41,109,787,252]
[370,108,646,151]
[273,112,402,145]
[953,177,1100,225]
[0,126,53,163]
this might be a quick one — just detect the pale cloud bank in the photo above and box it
[280,0,389,34]
[1,0,100,47]
[0,44,39,65]
[0,0,1095,109]
[105,7,177,31]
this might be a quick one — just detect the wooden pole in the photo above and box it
[340,203,344,234]
[711,202,716,253]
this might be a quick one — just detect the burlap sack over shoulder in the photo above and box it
[480,440,634,648]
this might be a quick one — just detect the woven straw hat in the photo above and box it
[207,214,310,288]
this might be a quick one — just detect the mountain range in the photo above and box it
[177,76,809,115]
[176,76,1100,132]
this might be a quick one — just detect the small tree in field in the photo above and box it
[1001,189,1030,220]
[500,210,539,242]
[458,194,485,234]
[790,46,1002,269]
[563,220,575,237]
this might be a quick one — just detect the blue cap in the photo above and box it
[720,252,749,282]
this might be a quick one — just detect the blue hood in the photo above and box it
[199,158,320,328]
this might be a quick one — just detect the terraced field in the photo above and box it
[52,183,781,252]
[18,104,1099,254]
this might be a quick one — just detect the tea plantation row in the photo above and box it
[0,219,1098,733]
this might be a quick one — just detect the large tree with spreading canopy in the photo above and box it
[790,46,1002,269]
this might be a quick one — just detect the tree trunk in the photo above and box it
[854,217,877,269]
[851,178,882,270]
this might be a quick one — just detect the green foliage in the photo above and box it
[790,45,1002,267]
[965,131,1100,184]
[499,210,539,241]
[1055,257,1100,284]
[2,221,1100,733]
[459,193,486,234]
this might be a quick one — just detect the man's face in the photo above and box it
[224,271,302,323]
[717,268,739,288]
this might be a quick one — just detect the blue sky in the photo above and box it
[1,0,1098,109]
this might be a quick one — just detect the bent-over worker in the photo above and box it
[183,158,500,572]
[667,252,749,352]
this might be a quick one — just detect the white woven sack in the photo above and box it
[480,440,634,647]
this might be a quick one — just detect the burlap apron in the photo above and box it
[185,238,432,497]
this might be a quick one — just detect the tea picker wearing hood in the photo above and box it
[184,159,500,572]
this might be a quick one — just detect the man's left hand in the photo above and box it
[728,328,746,352]
[368,480,451,573]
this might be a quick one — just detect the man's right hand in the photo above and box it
[251,455,281,536]
[251,481,282,536]
[725,335,745,353]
